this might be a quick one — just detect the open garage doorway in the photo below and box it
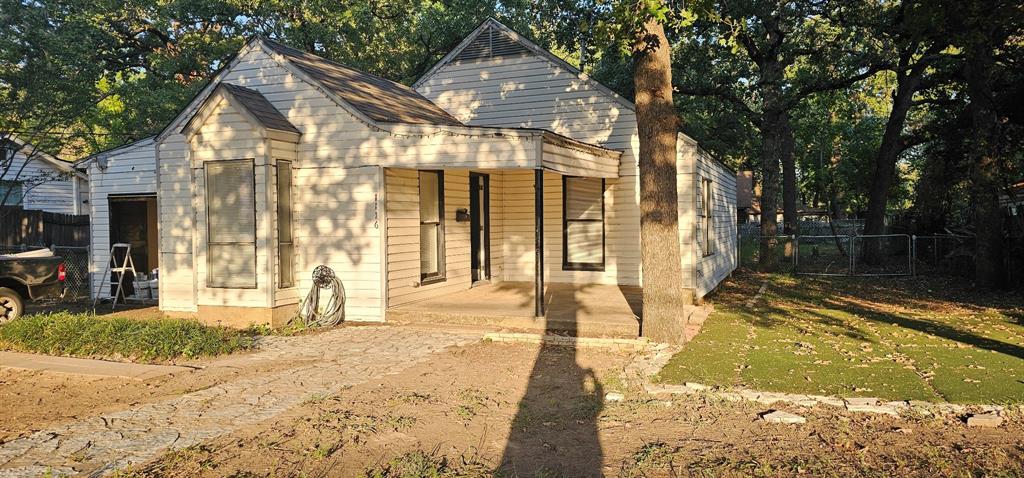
[108,195,158,296]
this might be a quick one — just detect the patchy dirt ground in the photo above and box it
[0,348,298,443]
[110,340,1024,478]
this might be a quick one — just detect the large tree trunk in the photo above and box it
[758,108,785,269]
[863,58,923,262]
[780,113,798,234]
[964,42,1005,288]
[634,18,685,344]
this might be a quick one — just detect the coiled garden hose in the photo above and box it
[297,265,346,327]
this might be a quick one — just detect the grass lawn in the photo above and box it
[0,311,259,362]
[658,271,1024,404]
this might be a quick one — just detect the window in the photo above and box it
[562,177,605,271]
[0,180,22,206]
[699,177,714,256]
[205,159,257,288]
[276,161,294,288]
[419,170,445,283]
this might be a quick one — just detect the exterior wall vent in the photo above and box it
[454,25,530,63]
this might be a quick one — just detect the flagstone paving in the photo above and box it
[0,326,479,477]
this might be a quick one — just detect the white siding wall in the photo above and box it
[296,165,383,321]
[695,151,738,298]
[1,149,79,214]
[385,168,472,307]
[189,96,270,308]
[86,141,158,299]
[157,132,198,312]
[416,54,641,286]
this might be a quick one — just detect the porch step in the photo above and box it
[385,309,641,339]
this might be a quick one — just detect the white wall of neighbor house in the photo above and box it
[1,147,82,215]
[85,140,158,299]
[416,53,642,286]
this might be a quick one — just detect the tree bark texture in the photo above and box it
[780,113,798,234]
[758,108,786,269]
[863,52,926,263]
[964,41,1005,288]
[634,17,686,344]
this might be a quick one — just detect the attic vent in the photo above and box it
[454,25,530,62]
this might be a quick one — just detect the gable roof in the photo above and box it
[219,83,300,134]
[262,38,463,126]
[412,18,636,113]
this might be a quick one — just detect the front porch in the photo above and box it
[386,282,643,338]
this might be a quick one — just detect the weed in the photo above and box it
[618,441,677,478]
[363,447,492,478]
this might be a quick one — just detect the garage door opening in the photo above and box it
[108,195,158,297]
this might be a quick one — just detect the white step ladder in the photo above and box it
[93,243,142,310]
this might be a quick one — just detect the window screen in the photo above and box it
[563,177,605,271]
[206,159,256,288]
[419,170,445,282]
[276,161,294,288]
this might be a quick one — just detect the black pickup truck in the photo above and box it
[0,249,65,322]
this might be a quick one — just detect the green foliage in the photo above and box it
[0,311,258,361]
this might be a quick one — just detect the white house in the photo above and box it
[0,135,88,215]
[85,19,738,340]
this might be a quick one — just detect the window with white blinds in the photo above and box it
[563,177,605,271]
[276,161,294,288]
[419,170,445,282]
[206,159,257,288]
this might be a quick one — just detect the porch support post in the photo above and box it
[534,168,545,317]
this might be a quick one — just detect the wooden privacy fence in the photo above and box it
[0,206,89,246]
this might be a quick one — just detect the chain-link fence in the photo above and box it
[0,244,90,301]
[912,235,974,277]
[852,234,912,276]
[796,235,853,276]
[739,234,797,273]
[739,231,915,277]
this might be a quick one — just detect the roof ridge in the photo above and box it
[258,37,462,126]
[259,37,421,97]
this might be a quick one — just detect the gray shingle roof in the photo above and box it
[262,38,463,126]
[220,83,300,134]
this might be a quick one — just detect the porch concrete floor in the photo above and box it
[387,282,643,338]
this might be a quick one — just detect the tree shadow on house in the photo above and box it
[497,285,605,477]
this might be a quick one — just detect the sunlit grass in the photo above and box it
[659,273,1024,403]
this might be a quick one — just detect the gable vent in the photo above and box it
[454,25,530,63]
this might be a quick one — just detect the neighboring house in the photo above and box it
[75,137,158,298]
[0,135,88,215]
[85,19,738,336]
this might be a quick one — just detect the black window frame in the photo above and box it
[276,160,295,289]
[562,176,606,272]
[204,158,258,289]
[418,170,446,284]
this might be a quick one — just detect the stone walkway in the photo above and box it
[0,326,479,477]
